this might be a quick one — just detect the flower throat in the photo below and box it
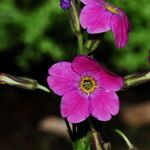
[80,76,97,94]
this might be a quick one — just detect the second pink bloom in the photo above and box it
[80,0,130,48]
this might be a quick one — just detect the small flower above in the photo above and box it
[47,56,124,123]
[80,0,130,48]
[60,0,71,10]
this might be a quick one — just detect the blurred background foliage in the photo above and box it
[0,0,149,73]
[0,0,76,72]
[110,0,150,72]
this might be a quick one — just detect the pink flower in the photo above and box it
[47,56,123,123]
[80,0,130,48]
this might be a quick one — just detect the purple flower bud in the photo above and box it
[60,0,71,10]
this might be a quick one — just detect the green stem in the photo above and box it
[89,121,104,150]
[85,39,101,55]
[85,40,93,50]
[124,71,150,88]
[90,40,101,51]
[77,33,84,54]
[37,84,50,93]
[70,0,85,55]
[0,73,50,93]
[84,33,104,55]
[115,129,136,150]
[70,0,80,33]
[64,119,74,140]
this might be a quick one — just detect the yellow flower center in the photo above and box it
[80,76,97,95]
[105,4,119,14]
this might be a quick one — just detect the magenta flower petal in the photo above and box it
[47,56,123,123]
[80,1,130,48]
[111,10,130,48]
[47,76,77,96]
[47,62,80,96]
[72,55,101,75]
[48,61,79,80]
[80,4,112,33]
[94,66,124,92]
[80,0,103,5]
[61,90,90,123]
[91,89,119,121]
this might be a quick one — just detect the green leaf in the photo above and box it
[73,132,91,150]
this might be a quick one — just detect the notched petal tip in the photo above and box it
[47,61,79,96]
[48,61,78,80]
[47,76,76,96]
[72,55,101,74]
[61,90,90,123]
[91,90,120,121]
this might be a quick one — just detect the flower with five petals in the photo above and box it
[47,56,123,123]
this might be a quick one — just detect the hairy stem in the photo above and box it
[64,119,74,140]
[77,33,84,54]
[124,71,150,88]
[89,121,104,150]
[0,73,50,93]
[70,0,85,55]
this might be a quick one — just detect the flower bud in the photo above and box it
[0,73,38,90]
[60,0,71,10]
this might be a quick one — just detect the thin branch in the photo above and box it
[115,129,138,150]
[89,121,104,150]
[64,119,73,140]
[124,71,150,88]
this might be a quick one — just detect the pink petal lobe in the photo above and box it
[91,89,119,121]
[111,11,130,48]
[80,0,103,5]
[61,90,90,123]
[72,56,101,75]
[47,76,77,96]
[48,61,79,80]
[94,66,124,92]
[47,61,80,96]
[80,4,112,34]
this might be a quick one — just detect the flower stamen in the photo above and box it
[105,4,119,14]
[80,76,97,95]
